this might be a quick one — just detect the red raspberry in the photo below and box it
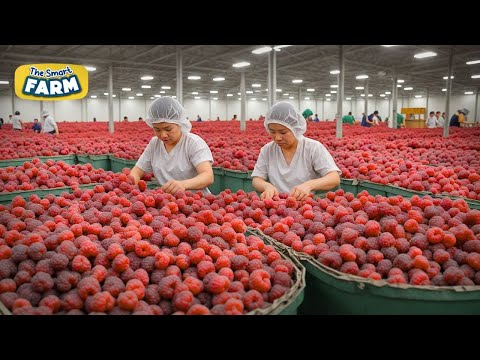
[118,290,139,311]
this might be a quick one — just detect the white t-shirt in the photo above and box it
[425,116,437,128]
[136,133,214,194]
[12,115,22,130]
[437,116,445,128]
[251,136,341,193]
[43,116,57,133]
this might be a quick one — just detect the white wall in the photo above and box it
[2,94,479,124]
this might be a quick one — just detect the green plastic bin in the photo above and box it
[339,178,359,195]
[385,184,429,199]
[77,154,111,171]
[209,167,225,195]
[109,155,138,173]
[224,169,255,193]
[246,229,306,315]
[0,186,75,204]
[357,180,387,197]
[0,155,77,168]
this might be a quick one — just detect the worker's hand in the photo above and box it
[161,179,186,195]
[260,184,279,200]
[290,182,312,201]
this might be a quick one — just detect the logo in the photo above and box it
[15,64,88,100]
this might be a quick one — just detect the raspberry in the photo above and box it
[466,253,480,271]
[378,233,396,248]
[50,253,69,271]
[102,276,125,297]
[340,261,360,275]
[197,260,215,279]
[158,275,181,299]
[112,254,130,273]
[268,284,289,303]
[77,277,101,300]
[224,298,244,315]
[134,240,152,258]
[30,272,54,293]
[183,276,204,295]
[88,291,115,313]
[249,269,271,293]
[0,278,16,293]
[426,227,445,244]
[117,290,139,311]
[409,270,430,285]
[242,289,264,311]
[26,242,47,262]
[173,290,194,312]
[131,201,147,216]
[187,304,211,315]
[203,273,230,294]
[72,255,92,273]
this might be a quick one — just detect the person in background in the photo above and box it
[436,111,445,128]
[259,115,265,121]
[425,111,437,128]
[41,109,59,135]
[370,110,380,125]
[442,112,447,121]
[196,115,202,122]
[12,111,24,131]
[450,109,468,127]
[93,117,97,122]
[216,116,220,121]
[251,101,341,201]
[302,108,313,122]
[32,118,42,133]
[232,115,237,121]
[397,112,406,128]
[361,111,374,127]
[130,97,214,195]
[139,117,143,121]
[0,117,3,129]
[8,115,12,124]
[123,116,129,122]
[342,111,355,125]
[314,114,320,122]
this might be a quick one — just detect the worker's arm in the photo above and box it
[290,171,340,201]
[130,166,145,185]
[252,176,279,200]
[162,161,213,194]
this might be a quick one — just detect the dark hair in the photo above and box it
[14,111,20,115]
[373,110,379,115]
[429,111,435,115]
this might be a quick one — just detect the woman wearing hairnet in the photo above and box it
[252,102,341,201]
[131,97,214,194]
[41,109,59,135]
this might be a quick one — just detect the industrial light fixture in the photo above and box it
[414,51,437,58]
[356,75,369,79]
[188,75,201,80]
[141,76,154,80]
[233,62,250,68]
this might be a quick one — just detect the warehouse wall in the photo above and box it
[1,94,478,124]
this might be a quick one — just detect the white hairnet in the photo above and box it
[264,101,306,139]
[41,110,49,117]
[146,97,192,134]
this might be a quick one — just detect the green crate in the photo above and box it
[466,199,480,210]
[0,186,75,204]
[340,178,359,195]
[298,258,480,315]
[77,154,111,171]
[385,184,429,199]
[246,229,306,315]
[223,169,252,193]
[109,155,138,173]
[208,167,224,195]
[357,180,387,197]
[0,155,77,168]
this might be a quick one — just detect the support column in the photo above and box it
[392,69,398,129]
[225,96,228,120]
[240,71,246,131]
[108,65,114,133]
[364,80,369,117]
[474,88,479,123]
[336,45,344,138]
[444,47,454,137]
[176,47,183,104]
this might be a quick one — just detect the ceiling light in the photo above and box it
[122,88,131,91]
[380,94,386,97]
[356,75,369,79]
[172,96,176,99]
[330,70,340,74]
[104,93,108,96]
[150,97,154,99]
[273,45,292,51]
[90,95,97,98]
[382,45,397,47]
[304,97,310,100]
[368,94,373,97]
[210,90,218,94]
[136,93,143,96]
[112,95,116,98]
[385,91,391,94]
[227,94,233,97]
[128,96,134,99]
[238,98,241,101]
[283,93,289,96]
[252,46,272,54]
[141,76,154,80]
[414,51,437,58]
[307,88,315,92]
[397,85,402,87]
[254,90,261,93]
[330,85,338,88]
[292,79,303,83]
[361,94,365,97]
[415,95,422,98]
[355,86,364,90]
[443,76,454,79]
[192,92,198,95]
[246,91,253,94]
[213,97,218,100]
[346,97,352,100]
[471,75,480,79]
[233,62,250,68]
[325,94,331,97]
[251,98,256,101]
[85,66,96,71]
[154,95,161,98]
[160,91,165,94]
[262,98,267,101]
[288,96,294,99]
[161,86,171,89]
[0,80,10,85]
[397,79,405,83]
[141,85,151,89]
[188,75,201,80]
[442,89,447,91]
[276,89,282,92]
[466,60,480,65]
[326,98,331,101]
[252,84,261,88]
[194,96,201,99]
[465,91,474,95]
[404,87,413,90]
[330,90,337,94]
[213,77,225,81]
